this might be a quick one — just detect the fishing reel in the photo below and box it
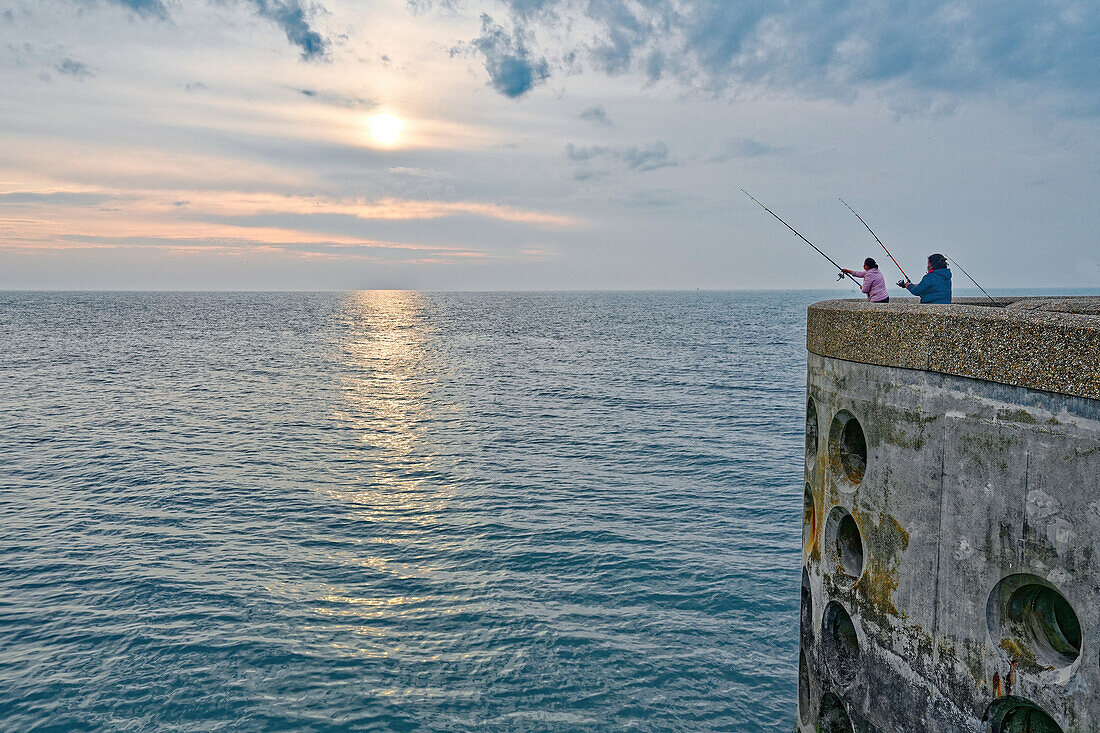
[837,271,847,281]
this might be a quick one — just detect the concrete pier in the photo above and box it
[799,297,1100,732]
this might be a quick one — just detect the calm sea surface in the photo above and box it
[0,291,824,731]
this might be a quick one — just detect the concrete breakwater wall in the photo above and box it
[799,297,1100,732]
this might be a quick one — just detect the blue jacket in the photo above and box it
[906,268,952,303]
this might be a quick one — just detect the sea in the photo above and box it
[0,290,841,731]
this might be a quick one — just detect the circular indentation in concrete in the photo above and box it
[798,650,812,724]
[817,692,853,732]
[806,398,819,465]
[822,601,859,686]
[983,696,1063,733]
[823,507,864,587]
[828,410,866,487]
[802,483,816,551]
[987,574,1081,671]
[801,567,814,646]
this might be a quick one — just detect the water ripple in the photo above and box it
[0,290,825,731]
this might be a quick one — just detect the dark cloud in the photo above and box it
[565,141,676,174]
[732,138,779,157]
[472,14,549,98]
[578,105,613,126]
[498,0,558,20]
[296,87,375,109]
[56,57,93,79]
[93,0,328,61]
[443,1,1100,109]
[102,0,168,19]
[248,0,328,61]
[183,81,207,92]
[585,0,664,76]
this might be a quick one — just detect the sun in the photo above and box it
[367,112,404,148]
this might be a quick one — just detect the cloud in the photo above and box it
[249,0,328,61]
[705,137,782,163]
[405,0,461,13]
[730,138,779,157]
[0,190,114,205]
[437,1,1100,111]
[296,87,375,109]
[565,141,676,174]
[50,234,486,262]
[578,105,614,126]
[195,194,578,227]
[0,189,525,264]
[102,0,168,19]
[89,0,328,61]
[56,57,93,79]
[471,14,549,98]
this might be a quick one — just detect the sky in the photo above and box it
[1,0,1098,290]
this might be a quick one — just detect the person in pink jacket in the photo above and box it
[842,258,889,302]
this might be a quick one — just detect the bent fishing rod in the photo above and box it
[838,198,909,282]
[741,190,861,287]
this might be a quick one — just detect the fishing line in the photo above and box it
[838,199,910,282]
[946,254,1000,305]
[742,190,862,287]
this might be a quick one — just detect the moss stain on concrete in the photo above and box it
[853,511,911,621]
[997,638,1040,670]
[996,408,1038,424]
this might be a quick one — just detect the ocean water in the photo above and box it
[0,291,820,732]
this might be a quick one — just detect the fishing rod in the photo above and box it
[946,254,1000,305]
[741,190,861,287]
[838,198,910,282]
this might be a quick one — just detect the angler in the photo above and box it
[841,258,889,303]
[898,253,952,304]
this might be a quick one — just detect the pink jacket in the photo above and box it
[852,268,889,302]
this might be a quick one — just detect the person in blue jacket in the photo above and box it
[898,253,952,303]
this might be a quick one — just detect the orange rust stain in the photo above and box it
[805,486,822,564]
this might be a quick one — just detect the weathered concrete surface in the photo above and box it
[807,297,1100,400]
[799,297,1100,733]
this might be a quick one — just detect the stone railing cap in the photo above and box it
[807,296,1100,400]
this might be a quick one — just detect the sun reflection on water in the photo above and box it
[312,290,460,637]
[329,290,450,497]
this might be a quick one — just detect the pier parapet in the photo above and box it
[800,297,1100,732]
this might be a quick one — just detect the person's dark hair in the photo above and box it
[928,253,948,270]
[864,257,878,270]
